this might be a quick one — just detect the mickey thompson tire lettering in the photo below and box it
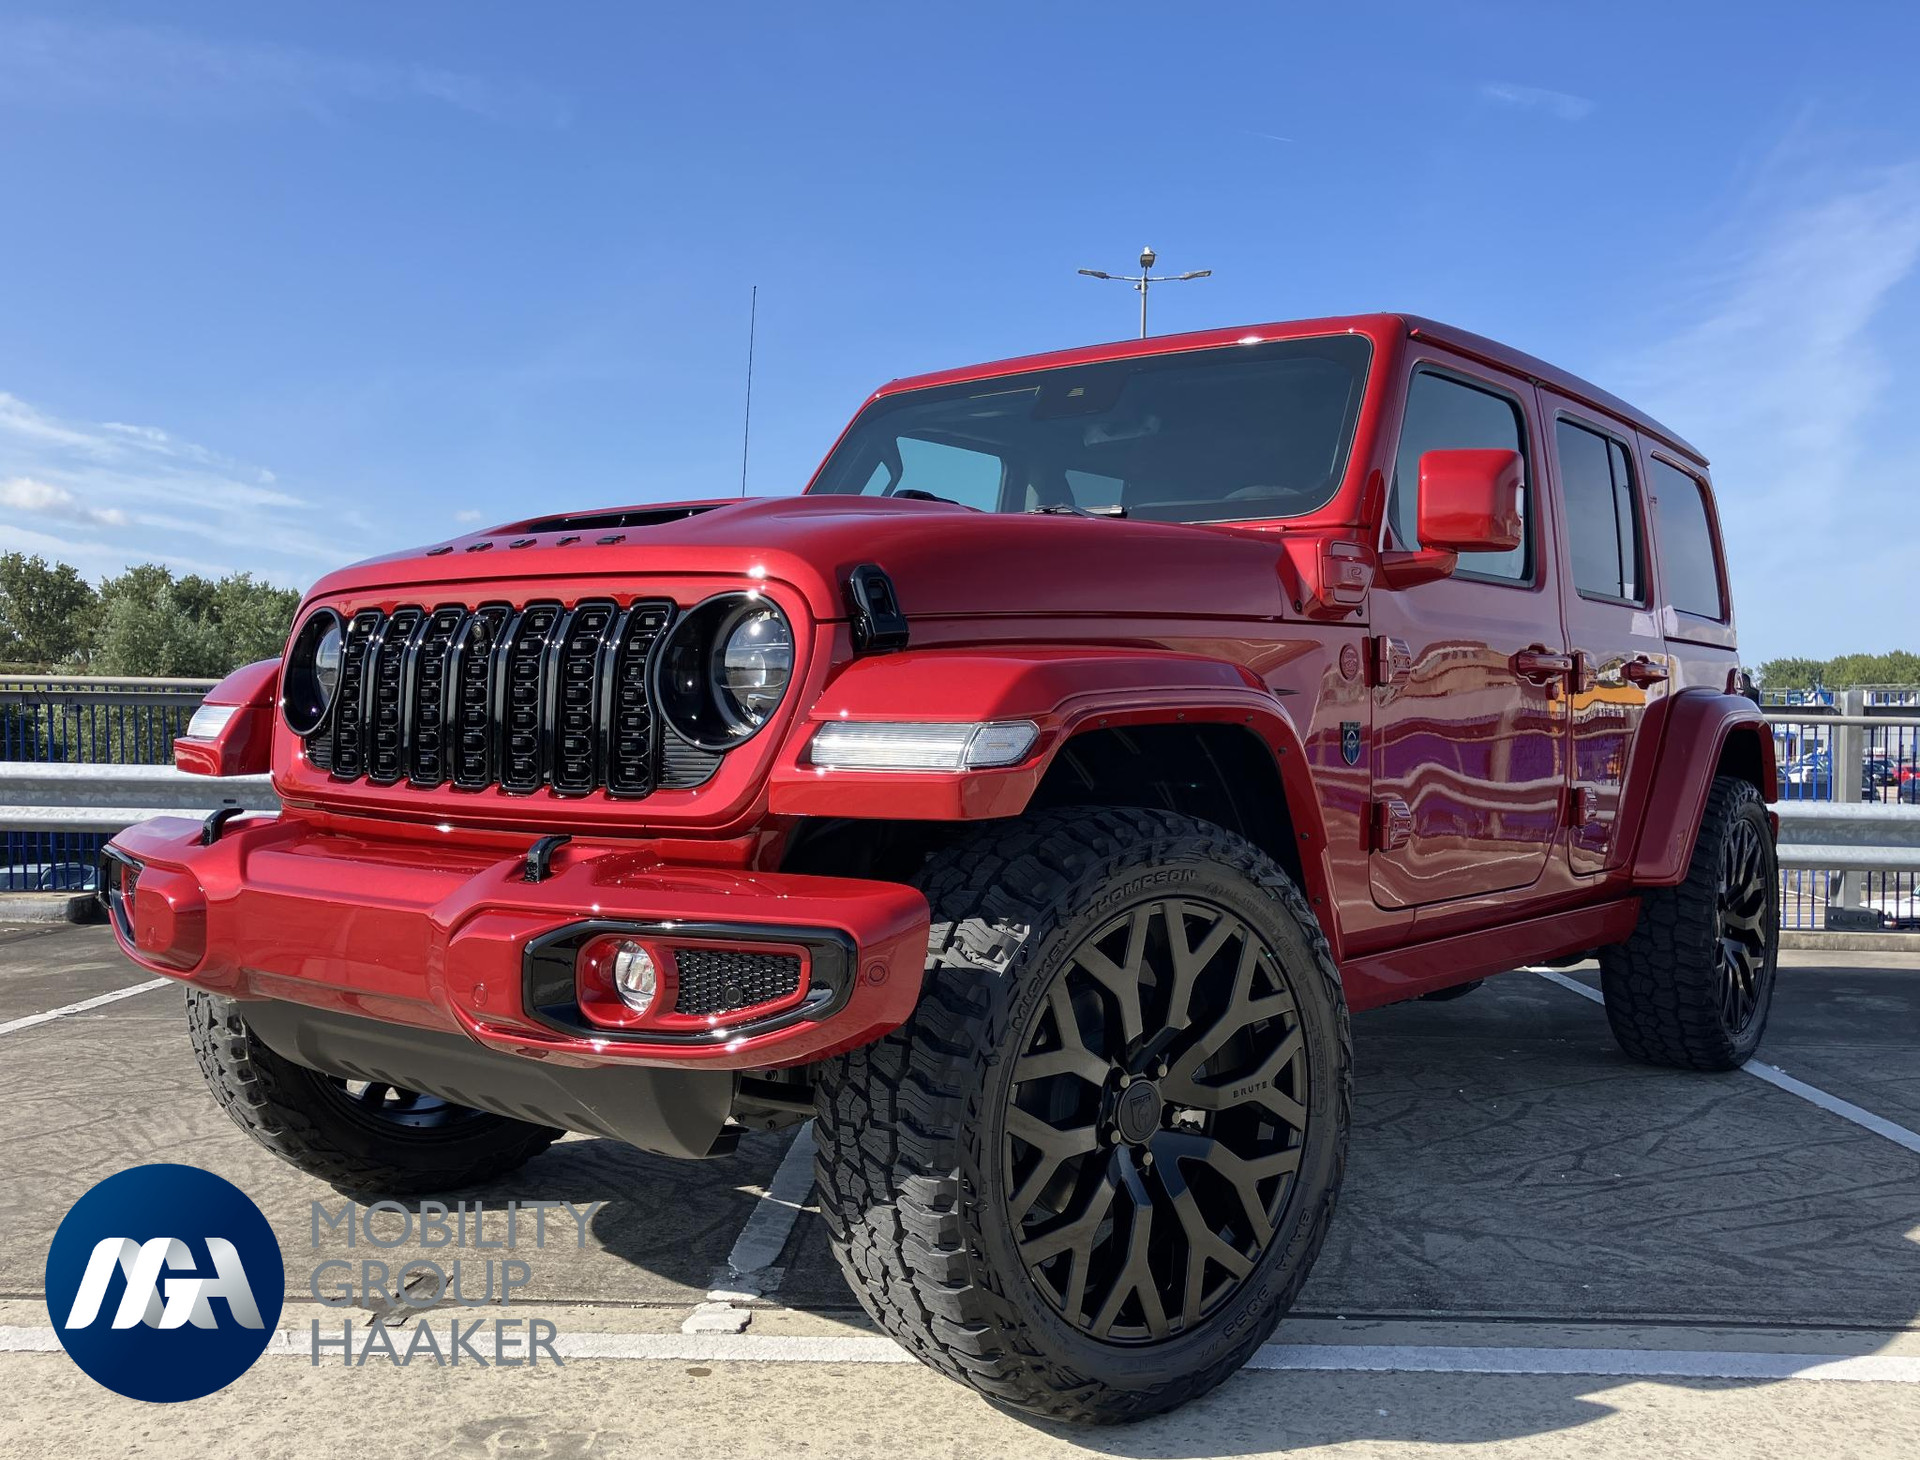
[811,806,1352,1424]
[186,990,562,1197]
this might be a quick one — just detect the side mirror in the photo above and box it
[1416,448,1523,553]
[1377,448,1524,590]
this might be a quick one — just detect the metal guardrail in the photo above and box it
[1,762,1913,859]
[0,763,277,834]
[1775,802,1920,871]
[0,687,1915,927]
[1765,701,1919,928]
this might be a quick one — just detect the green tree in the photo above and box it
[206,573,301,666]
[0,553,98,668]
[1756,653,1920,691]
[91,573,226,677]
[1755,657,1826,691]
[87,563,300,677]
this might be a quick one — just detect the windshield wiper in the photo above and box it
[1028,503,1128,519]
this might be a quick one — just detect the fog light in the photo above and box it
[610,941,658,1016]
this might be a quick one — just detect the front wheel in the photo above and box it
[813,808,1352,1423]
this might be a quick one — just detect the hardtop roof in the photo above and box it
[877,312,1706,467]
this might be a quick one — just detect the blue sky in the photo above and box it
[0,1,1916,661]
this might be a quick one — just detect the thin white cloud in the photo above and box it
[1613,155,1920,659]
[0,17,570,127]
[0,476,128,527]
[0,390,367,588]
[453,509,486,524]
[1480,82,1595,122]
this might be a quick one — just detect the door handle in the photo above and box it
[1511,647,1573,684]
[1621,658,1669,686]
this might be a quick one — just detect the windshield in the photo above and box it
[808,335,1371,523]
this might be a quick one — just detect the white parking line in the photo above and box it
[3,1324,1915,1382]
[683,1121,818,1335]
[1533,969,1920,1157]
[0,978,171,1037]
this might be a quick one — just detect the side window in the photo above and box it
[894,437,1005,511]
[1556,418,1644,602]
[1388,370,1531,582]
[1649,458,1726,620]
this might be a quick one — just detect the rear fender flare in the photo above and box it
[1627,689,1777,887]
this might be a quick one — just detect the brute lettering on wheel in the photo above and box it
[103,312,1777,1423]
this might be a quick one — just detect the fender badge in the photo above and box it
[1340,721,1362,766]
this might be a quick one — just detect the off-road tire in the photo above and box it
[186,989,561,1195]
[813,807,1352,1423]
[1600,776,1779,1071]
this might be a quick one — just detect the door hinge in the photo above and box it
[1371,797,1413,851]
[1369,634,1412,687]
[1566,786,1599,826]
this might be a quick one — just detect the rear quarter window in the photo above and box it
[1649,458,1725,620]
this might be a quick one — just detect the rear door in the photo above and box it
[1539,392,1669,875]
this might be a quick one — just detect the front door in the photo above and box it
[1368,359,1568,910]
[1540,393,1670,875]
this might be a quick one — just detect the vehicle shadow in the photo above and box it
[417,963,1920,1454]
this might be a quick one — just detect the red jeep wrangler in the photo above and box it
[104,313,1778,1421]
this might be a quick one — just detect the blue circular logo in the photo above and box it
[44,1164,284,1403]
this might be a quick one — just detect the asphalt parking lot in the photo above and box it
[2,921,1917,1458]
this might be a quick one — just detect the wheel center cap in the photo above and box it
[1115,1079,1163,1145]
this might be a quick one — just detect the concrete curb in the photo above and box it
[0,892,100,925]
[1780,930,1920,953]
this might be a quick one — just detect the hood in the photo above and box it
[304,494,1299,624]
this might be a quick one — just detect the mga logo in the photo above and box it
[44,1164,284,1403]
[64,1237,263,1330]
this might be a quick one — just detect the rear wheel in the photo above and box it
[186,990,561,1195]
[813,807,1351,1423]
[1600,776,1779,1071]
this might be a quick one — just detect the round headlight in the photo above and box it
[282,608,344,737]
[714,604,793,730]
[653,595,794,751]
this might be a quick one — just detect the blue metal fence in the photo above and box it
[0,676,214,892]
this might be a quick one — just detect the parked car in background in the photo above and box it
[1781,751,1832,800]
[1862,756,1898,792]
[0,861,96,892]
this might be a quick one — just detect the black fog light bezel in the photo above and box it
[281,606,345,737]
[650,593,793,753]
[522,920,850,1046]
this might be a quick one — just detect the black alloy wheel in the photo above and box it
[1006,897,1309,1343]
[1715,813,1772,1037]
[320,1078,499,1135]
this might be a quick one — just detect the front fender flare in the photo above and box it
[766,645,1333,900]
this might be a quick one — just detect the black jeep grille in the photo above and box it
[672,948,804,1017]
[302,598,719,798]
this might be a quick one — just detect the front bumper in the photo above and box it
[102,815,929,1071]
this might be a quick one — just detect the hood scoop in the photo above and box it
[515,503,723,534]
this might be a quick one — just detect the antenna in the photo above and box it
[739,285,757,497]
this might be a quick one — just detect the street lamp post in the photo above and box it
[1077,246,1213,338]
